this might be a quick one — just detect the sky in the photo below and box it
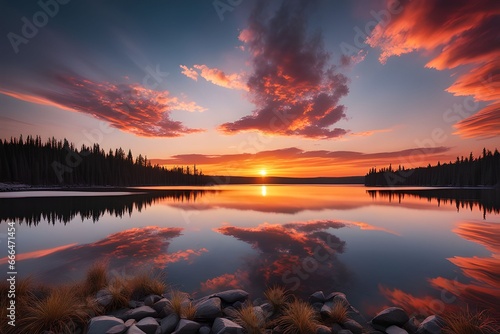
[0,0,498,177]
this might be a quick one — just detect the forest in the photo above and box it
[365,148,500,187]
[0,135,207,186]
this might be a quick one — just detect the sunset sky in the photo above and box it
[0,0,498,177]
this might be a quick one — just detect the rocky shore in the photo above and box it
[86,289,444,334]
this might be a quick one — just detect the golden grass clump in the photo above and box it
[83,261,109,295]
[323,300,349,324]
[276,300,320,334]
[166,289,196,319]
[233,303,266,334]
[106,276,132,311]
[127,271,167,300]
[264,285,289,312]
[17,286,90,334]
[442,308,499,334]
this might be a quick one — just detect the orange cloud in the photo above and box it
[0,74,206,137]
[367,0,500,139]
[453,221,500,254]
[0,243,77,264]
[193,65,248,91]
[180,65,199,81]
[150,146,452,177]
[217,1,350,139]
[200,270,250,292]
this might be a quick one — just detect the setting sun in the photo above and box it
[259,169,267,176]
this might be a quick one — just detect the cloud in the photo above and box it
[367,0,500,139]
[218,0,350,139]
[180,65,199,81]
[150,146,452,177]
[0,74,206,137]
[180,64,247,90]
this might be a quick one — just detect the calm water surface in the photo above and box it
[0,185,498,317]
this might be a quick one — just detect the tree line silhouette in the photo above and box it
[0,135,208,186]
[365,148,500,187]
[0,189,211,226]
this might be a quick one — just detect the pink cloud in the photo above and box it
[218,1,350,139]
[0,74,206,137]
[367,0,500,139]
[180,65,199,81]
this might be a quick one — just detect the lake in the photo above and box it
[0,185,499,318]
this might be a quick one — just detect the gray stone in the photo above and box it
[96,289,114,307]
[261,302,274,315]
[326,292,346,301]
[333,295,350,307]
[317,324,332,334]
[106,324,128,334]
[212,317,244,334]
[194,297,222,321]
[87,316,124,334]
[342,319,363,334]
[172,319,200,334]
[127,325,147,334]
[320,304,332,318]
[199,325,211,334]
[310,291,326,304]
[160,314,179,334]
[404,317,420,334]
[371,307,409,327]
[386,325,409,334]
[416,315,443,334]
[338,330,353,334]
[145,295,162,307]
[152,298,171,318]
[125,319,137,327]
[312,302,324,312]
[125,306,158,321]
[222,306,238,317]
[136,317,160,334]
[213,289,249,303]
[332,323,343,334]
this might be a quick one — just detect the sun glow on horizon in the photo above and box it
[259,169,267,176]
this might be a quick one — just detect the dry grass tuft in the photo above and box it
[233,303,266,334]
[17,286,90,334]
[106,276,132,311]
[183,301,197,320]
[264,285,289,312]
[166,289,194,318]
[323,300,349,324]
[127,271,167,300]
[442,308,499,334]
[277,300,319,334]
[83,261,108,295]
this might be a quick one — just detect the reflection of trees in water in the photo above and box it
[208,220,353,299]
[0,190,211,226]
[367,188,500,219]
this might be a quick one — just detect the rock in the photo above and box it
[332,323,343,334]
[172,319,200,334]
[312,302,324,312]
[198,325,211,334]
[232,300,244,310]
[212,317,244,334]
[106,324,128,334]
[144,295,162,307]
[342,319,363,334]
[326,292,346,301]
[371,307,409,327]
[96,289,114,307]
[309,291,326,304]
[333,295,350,307]
[136,317,160,334]
[153,298,171,318]
[404,317,420,334]
[223,306,238,317]
[213,289,249,303]
[416,315,443,334]
[87,316,124,334]
[261,302,274,316]
[317,324,332,334]
[125,306,158,321]
[125,319,137,327]
[127,325,147,334]
[320,304,332,318]
[338,330,353,334]
[160,314,179,334]
[386,325,409,334]
[194,297,222,321]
